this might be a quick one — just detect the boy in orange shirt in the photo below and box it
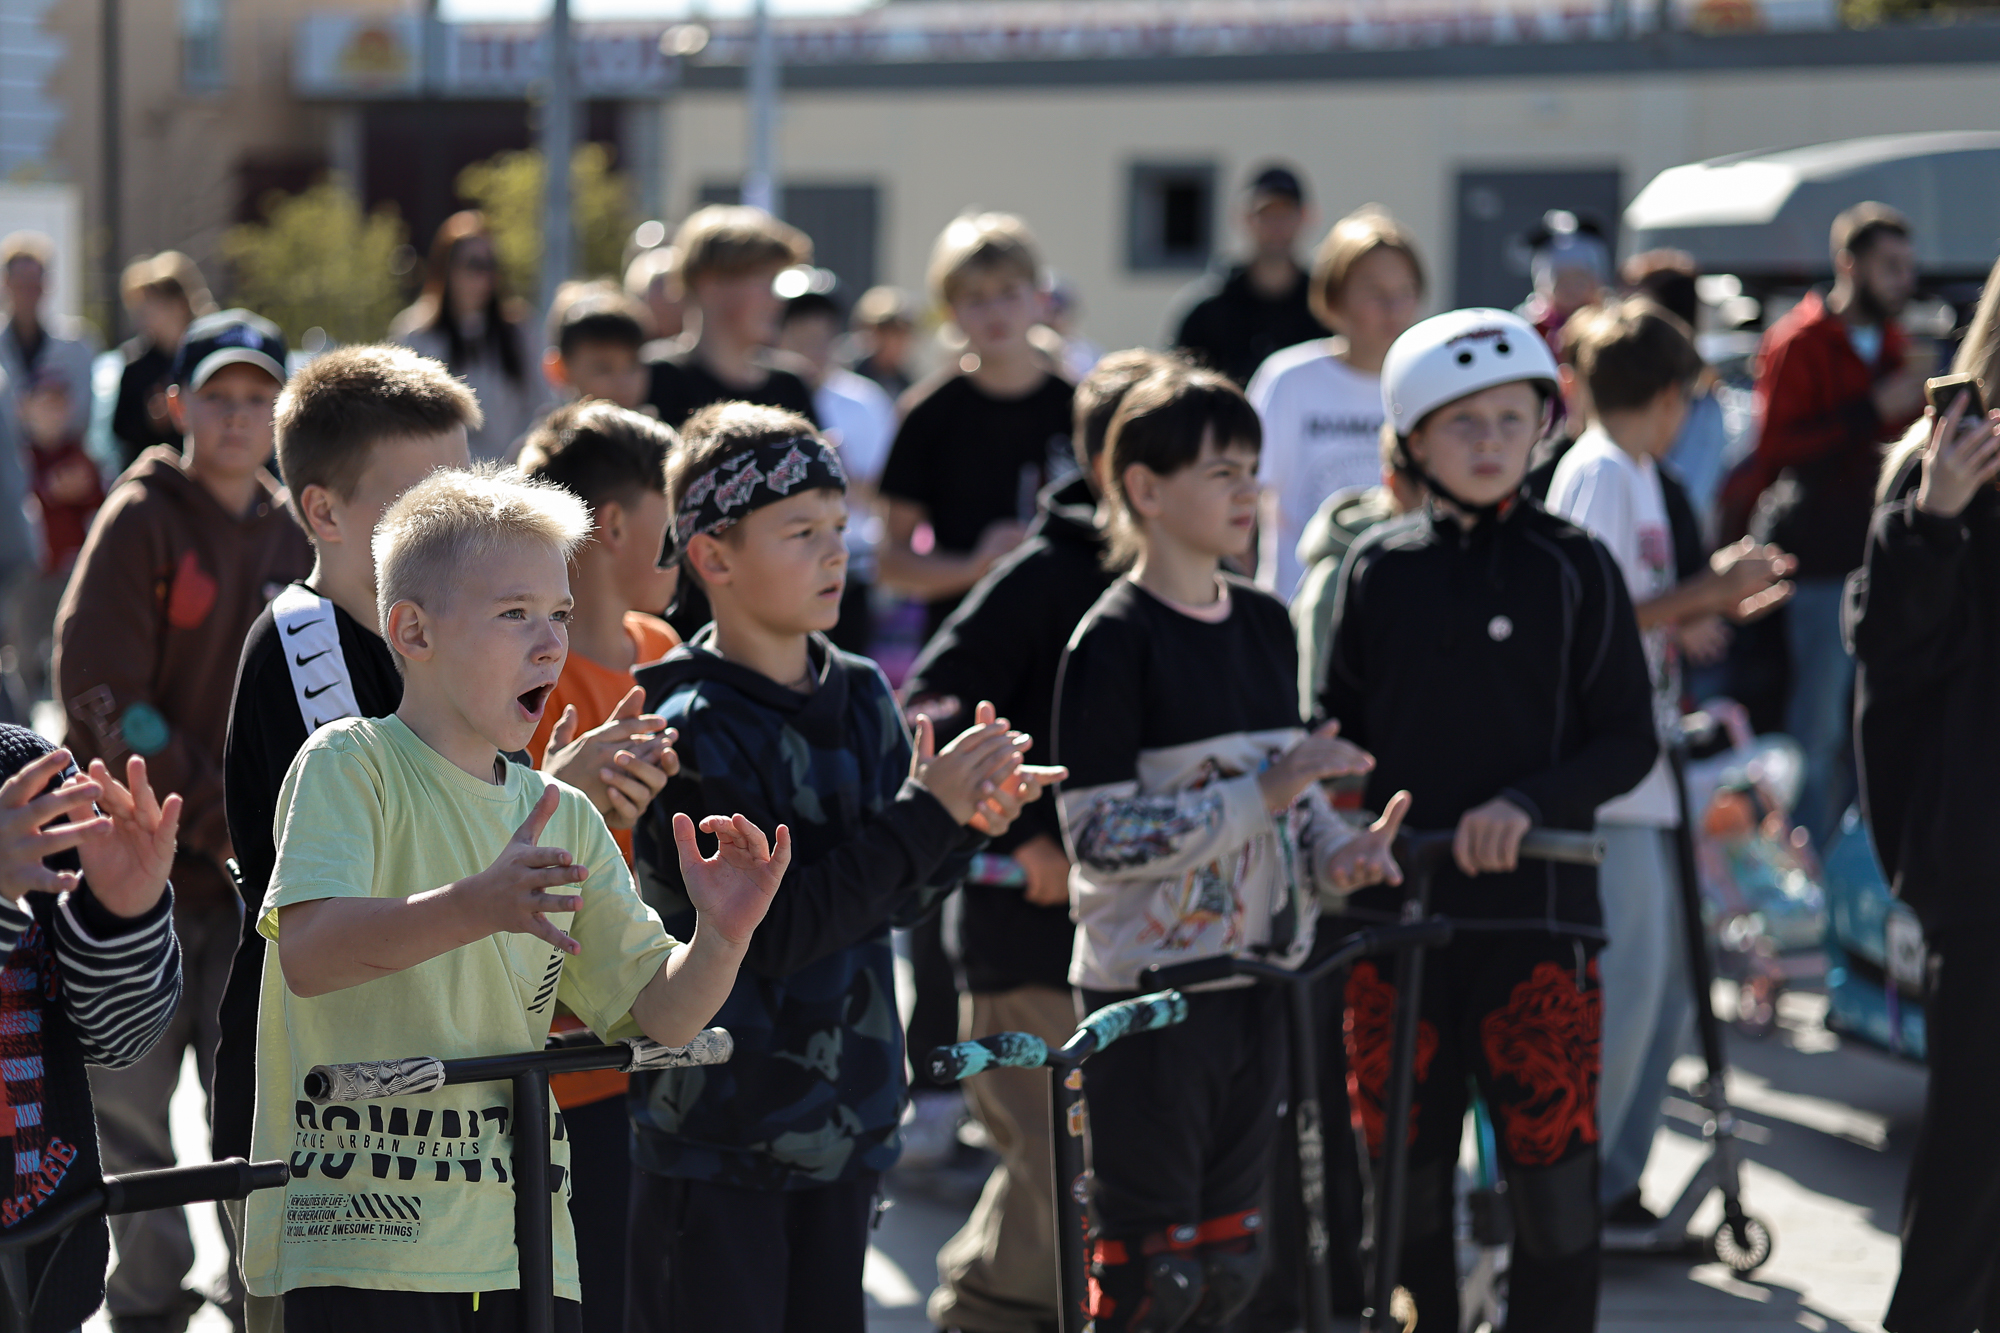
[516,398,685,1333]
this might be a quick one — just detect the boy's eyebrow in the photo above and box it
[491,590,576,607]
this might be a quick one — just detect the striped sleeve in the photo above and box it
[0,900,28,956]
[52,887,182,1070]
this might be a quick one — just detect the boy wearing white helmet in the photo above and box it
[1315,307,1658,1332]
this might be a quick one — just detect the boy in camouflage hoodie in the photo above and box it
[630,403,1063,1333]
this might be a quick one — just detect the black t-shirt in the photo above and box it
[212,586,402,1159]
[1056,576,1304,793]
[1170,263,1330,387]
[879,372,1075,632]
[646,349,820,430]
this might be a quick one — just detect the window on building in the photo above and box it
[181,0,227,93]
[1128,162,1216,272]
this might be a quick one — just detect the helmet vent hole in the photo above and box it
[1496,341,1512,355]
[1456,351,1475,365]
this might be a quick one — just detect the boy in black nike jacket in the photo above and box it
[1316,308,1656,1333]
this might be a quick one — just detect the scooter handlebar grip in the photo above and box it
[1517,829,1607,866]
[1138,956,1240,991]
[304,1056,446,1104]
[929,1032,1051,1083]
[1075,990,1189,1055]
[102,1158,289,1216]
[624,1028,734,1070]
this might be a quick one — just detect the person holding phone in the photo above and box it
[1852,253,2000,1333]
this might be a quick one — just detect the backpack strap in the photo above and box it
[271,583,359,733]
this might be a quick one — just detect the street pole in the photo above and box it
[743,0,778,216]
[101,0,121,340]
[418,0,445,244]
[539,0,575,318]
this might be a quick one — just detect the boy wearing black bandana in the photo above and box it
[627,403,1065,1332]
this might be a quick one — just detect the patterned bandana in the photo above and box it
[668,434,847,559]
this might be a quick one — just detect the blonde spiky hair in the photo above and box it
[373,464,590,652]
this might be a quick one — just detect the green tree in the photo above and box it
[220,178,408,346]
[456,142,637,299]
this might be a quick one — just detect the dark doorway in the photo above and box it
[699,182,881,303]
[359,100,624,249]
[1453,168,1623,310]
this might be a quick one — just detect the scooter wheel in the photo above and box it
[1711,1215,1774,1272]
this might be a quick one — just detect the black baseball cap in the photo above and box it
[172,309,288,391]
[1246,163,1307,205]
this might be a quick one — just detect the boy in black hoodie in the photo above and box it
[906,348,1163,1333]
[1318,308,1656,1333]
[629,403,1065,1333]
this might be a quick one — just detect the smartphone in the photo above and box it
[1926,373,1986,421]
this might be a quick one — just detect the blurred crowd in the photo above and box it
[0,152,1981,1333]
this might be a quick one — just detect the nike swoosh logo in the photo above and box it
[284,618,324,637]
[303,681,340,699]
[295,649,330,667]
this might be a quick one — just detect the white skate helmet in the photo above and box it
[1380,307,1560,439]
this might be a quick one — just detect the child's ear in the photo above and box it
[294,483,340,545]
[594,499,627,551]
[166,385,187,433]
[1121,462,1162,520]
[542,349,569,392]
[384,600,434,663]
[686,532,731,588]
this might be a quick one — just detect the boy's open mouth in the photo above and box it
[518,683,554,719]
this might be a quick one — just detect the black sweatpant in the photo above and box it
[283,1286,582,1333]
[1886,925,2000,1333]
[1083,984,1288,1236]
[623,1170,878,1333]
[1344,932,1602,1333]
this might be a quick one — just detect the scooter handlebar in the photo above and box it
[623,1029,734,1071]
[928,1031,1053,1083]
[1138,956,1244,990]
[305,1056,446,1104]
[103,1158,290,1216]
[1065,990,1190,1059]
[1394,827,1605,871]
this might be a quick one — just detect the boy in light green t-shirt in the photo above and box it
[245,466,788,1330]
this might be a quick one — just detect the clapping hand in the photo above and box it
[672,812,790,947]
[543,686,679,828]
[74,757,182,919]
[1324,791,1413,894]
[910,701,1032,828]
[1257,721,1376,814]
[0,748,112,905]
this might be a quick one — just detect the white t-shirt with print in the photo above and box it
[1247,341,1386,601]
[1547,427,1682,827]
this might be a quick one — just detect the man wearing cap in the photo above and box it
[1167,163,1331,387]
[1519,210,1613,354]
[53,309,309,1333]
